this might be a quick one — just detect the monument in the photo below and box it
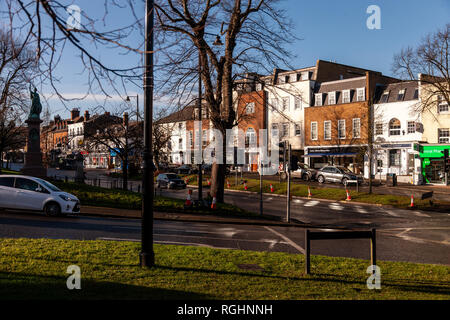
[21,87,47,178]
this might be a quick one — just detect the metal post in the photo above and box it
[140,0,155,268]
[259,158,263,216]
[371,228,376,270]
[235,167,238,186]
[197,51,203,202]
[286,143,291,223]
[305,229,310,275]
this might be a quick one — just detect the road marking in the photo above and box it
[384,210,400,217]
[293,199,304,204]
[266,197,273,201]
[328,203,344,211]
[413,211,431,218]
[263,226,305,254]
[304,200,319,207]
[154,240,234,250]
[355,206,368,214]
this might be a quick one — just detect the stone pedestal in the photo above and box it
[21,118,47,178]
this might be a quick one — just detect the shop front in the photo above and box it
[304,146,364,174]
[419,144,450,185]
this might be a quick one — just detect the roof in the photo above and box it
[314,77,367,105]
[157,105,195,124]
[374,81,418,104]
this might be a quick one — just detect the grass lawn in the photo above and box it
[0,238,448,300]
[183,175,450,211]
[53,181,256,217]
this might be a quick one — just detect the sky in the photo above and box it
[37,0,450,119]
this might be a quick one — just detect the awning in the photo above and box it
[304,152,358,157]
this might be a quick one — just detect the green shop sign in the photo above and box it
[419,145,450,158]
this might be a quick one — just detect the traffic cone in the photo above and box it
[346,189,351,201]
[244,182,248,190]
[270,184,274,193]
[211,194,217,209]
[185,189,192,207]
[227,179,230,188]
[207,178,211,186]
[410,195,414,208]
[308,186,312,199]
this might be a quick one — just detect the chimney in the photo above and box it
[84,110,90,121]
[71,108,80,120]
[123,112,129,127]
[54,115,61,122]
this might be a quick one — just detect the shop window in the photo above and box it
[389,149,401,167]
[389,118,401,136]
[438,128,450,143]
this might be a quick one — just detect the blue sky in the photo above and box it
[43,0,449,118]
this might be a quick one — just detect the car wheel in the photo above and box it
[280,172,287,180]
[342,178,348,186]
[303,173,310,181]
[44,202,61,217]
[317,175,325,184]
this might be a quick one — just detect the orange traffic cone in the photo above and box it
[207,178,211,186]
[211,194,217,209]
[185,189,192,207]
[346,189,351,201]
[308,186,312,199]
[244,182,248,190]
[227,180,230,188]
[410,195,414,208]
[270,184,274,193]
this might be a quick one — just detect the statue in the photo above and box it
[29,86,42,120]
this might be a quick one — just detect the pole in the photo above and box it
[140,0,155,268]
[259,157,263,216]
[305,229,310,275]
[198,51,203,202]
[286,142,291,223]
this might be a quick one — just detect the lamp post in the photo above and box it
[140,0,154,268]
[197,33,223,202]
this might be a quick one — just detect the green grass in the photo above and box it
[0,238,448,300]
[53,181,256,217]
[0,168,20,175]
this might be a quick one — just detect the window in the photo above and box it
[438,96,449,113]
[271,123,279,137]
[328,92,336,105]
[271,98,278,110]
[246,128,256,146]
[356,88,365,102]
[324,121,331,140]
[295,123,301,136]
[15,178,40,192]
[314,93,322,106]
[342,90,351,103]
[178,138,183,149]
[407,121,416,134]
[202,129,208,146]
[178,123,183,130]
[189,131,193,146]
[281,97,289,111]
[375,123,383,135]
[389,149,401,167]
[0,177,14,187]
[438,128,450,143]
[353,118,361,138]
[256,83,262,91]
[281,123,289,137]
[245,102,255,114]
[294,96,302,110]
[311,122,318,140]
[278,76,285,85]
[380,91,390,103]
[389,118,401,136]
[413,89,419,100]
[397,89,406,101]
[338,120,346,139]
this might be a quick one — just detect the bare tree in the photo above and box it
[393,24,450,111]
[154,0,296,202]
[153,109,176,169]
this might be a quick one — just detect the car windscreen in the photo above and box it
[337,167,352,174]
[166,174,180,180]
[35,178,61,192]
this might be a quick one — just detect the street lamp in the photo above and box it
[140,0,154,268]
[197,33,222,202]
[126,95,139,123]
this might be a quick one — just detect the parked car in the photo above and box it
[175,164,194,174]
[156,173,186,189]
[291,163,317,181]
[315,166,363,185]
[0,175,80,216]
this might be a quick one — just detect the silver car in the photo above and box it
[316,166,363,185]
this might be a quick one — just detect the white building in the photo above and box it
[368,81,423,184]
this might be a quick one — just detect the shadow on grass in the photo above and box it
[0,272,210,300]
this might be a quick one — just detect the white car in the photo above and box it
[0,175,80,216]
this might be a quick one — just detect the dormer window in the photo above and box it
[314,93,323,106]
[301,72,309,80]
[278,76,285,85]
[342,90,351,103]
[413,89,419,100]
[380,91,390,103]
[356,88,365,102]
[397,89,406,101]
[328,92,336,105]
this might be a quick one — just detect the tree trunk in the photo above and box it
[209,130,227,202]
[122,155,128,191]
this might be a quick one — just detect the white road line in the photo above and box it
[304,200,319,207]
[154,240,234,250]
[413,211,431,218]
[293,199,304,204]
[356,206,368,214]
[328,203,344,211]
[263,226,305,254]
[384,210,400,217]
